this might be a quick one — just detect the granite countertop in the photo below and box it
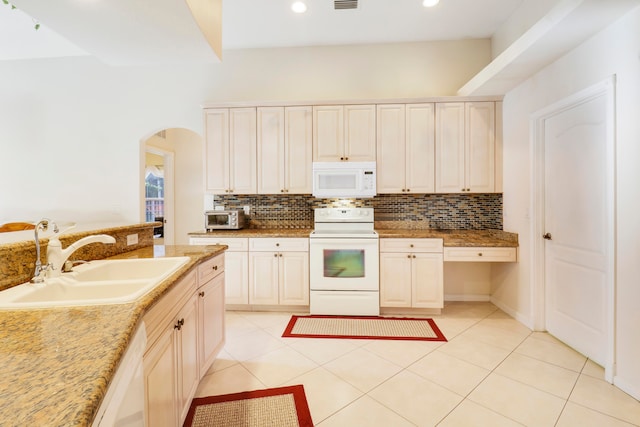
[0,244,227,426]
[189,228,518,247]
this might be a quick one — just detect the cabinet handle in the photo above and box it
[274,253,278,257]
[478,252,483,257]
[174,318,184,330]
[407,254,411,258]
[401,189,405,192]
[276,243,280,246]
[212,265,218,270]
[281,189,285,193]
[407,188,410,192]
[340,157,344,160]
[410,244,414,248]
[413,255,416,258]
[279,253,283,257]
[199,291,205,297]
[345,157,349,161]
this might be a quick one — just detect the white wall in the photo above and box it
[493,6,640,398]
[0,39,490,226]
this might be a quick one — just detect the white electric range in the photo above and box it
[309,207,380,316]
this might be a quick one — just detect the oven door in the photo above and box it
[309,237,379,291]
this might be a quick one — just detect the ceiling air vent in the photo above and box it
[334,0,358,10]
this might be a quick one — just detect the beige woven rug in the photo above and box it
[282,315,447,341]
[183,385,313,427]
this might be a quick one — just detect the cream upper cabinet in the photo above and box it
[313,105,376,162]
[257,106,312,194]
[377,103,435,193]
[435,102,495,193]
[204,107,257,194]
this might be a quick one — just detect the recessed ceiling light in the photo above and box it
[422,0,440,7]
[292,1,307,13]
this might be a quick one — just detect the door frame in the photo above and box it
[142,145,175,245]
[530,76,616,381]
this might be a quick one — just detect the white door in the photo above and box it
[543,86,613,368]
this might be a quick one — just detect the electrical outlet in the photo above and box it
[243,205,250,215]
[126,234,138,246]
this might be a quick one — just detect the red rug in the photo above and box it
[282,315,447,342]
[183,385,313,427]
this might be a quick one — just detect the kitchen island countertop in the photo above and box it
[0,244,226,426]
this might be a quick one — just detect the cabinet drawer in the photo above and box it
[144,269,197,349]
[379,238,443,253]
[443,247,517,262]
[189,237,248,251]
[249,238,309,252]
[198,254,224,286]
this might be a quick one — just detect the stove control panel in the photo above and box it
[314,208,374,223]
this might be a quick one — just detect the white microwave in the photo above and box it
[312,162,376,198]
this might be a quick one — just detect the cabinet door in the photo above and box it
[279,252,309,305]
[177,294,199,424]
[406,103,435,193]
[198,273,225,376]
[249,252,279,305]
[224,251,249,305]
[313,106,344,161]
[257,107,285,194]
[376,104,406,193]
[285,106,313,194]
[344,104,376,161]
[144,328,177,427]
[229,108,257,194]
[435,103,465,193]
[379,252,412,307]
[465,102,495,193]
[204,109,230,193]
[412,253,444,308]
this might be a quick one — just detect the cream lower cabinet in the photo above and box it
[143,270,199,427]
[196,254,226,377]
[380,239,444,308]
[443,246,517,262]
[248,238,309,306]
[190,237,249,305]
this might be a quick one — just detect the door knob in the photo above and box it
[543,233,552,240]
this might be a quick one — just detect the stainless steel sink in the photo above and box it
[0,257,190,309]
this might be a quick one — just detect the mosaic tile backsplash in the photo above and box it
[212,193,502,230]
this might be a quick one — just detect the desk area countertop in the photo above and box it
[0,244,226,426]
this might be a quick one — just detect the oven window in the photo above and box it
[208,215,229,226]
[323,249,365,277]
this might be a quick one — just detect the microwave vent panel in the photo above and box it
[334,0,358,10]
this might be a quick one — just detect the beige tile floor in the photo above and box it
[195,303,640,426]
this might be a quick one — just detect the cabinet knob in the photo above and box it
[410,244,414,248]
[413,255,416,258]
[345,157,349,161]
[276,243,280,246]
[279,253,283,257]
[401,189,406,192]
[340,157,344,160]
[274,253,278,257]
[407,255,411,258]
[281,189,285,193]
[478,253,483,257]
[406,188,410,192]
[199,291,205,297]
[212,265,218,270]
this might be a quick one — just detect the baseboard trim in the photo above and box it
[490,297,534,330]
[614,375,640,401]
[444,294,491,302]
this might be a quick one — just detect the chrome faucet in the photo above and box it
[46,233,116,278]
[31,219,59,283]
